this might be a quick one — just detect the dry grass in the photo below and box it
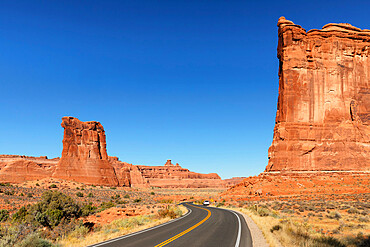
[227,199,370,247]
[58,205,187,247]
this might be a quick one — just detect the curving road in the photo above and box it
[90,202,252,247]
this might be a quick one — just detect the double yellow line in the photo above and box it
[154,204,211,247]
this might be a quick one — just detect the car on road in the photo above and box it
[203,200,210,206]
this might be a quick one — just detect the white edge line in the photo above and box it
[89,206,192,247]
[230,210,241,247]
[210,206,241,247]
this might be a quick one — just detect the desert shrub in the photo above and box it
[87,192,94,198]
[159,199,173,203]
[36,183,40,186]
[123,194,130,199]
[0,225,23,247]
[157,207,182,219]
[0,210,9,222]
[116,200,127,205]
[270,224,281,233]
[257,207,271,217]
[315,236,345,247]
[49,184,57,189]
[111,194,120,200]
[358,216,368,223]
[348,207,359,214]
[327,211,341,220]
[69,225,89,239]
[134,198,142,203]
[99,201,116,211]
[150,192,155,195]
[4,190,14,196]
[14,191,82,228]
[12,206,29,223]
[18,233,55,247]
[216,202,225,207]
[76,192,84,197]
[344,234,370,247]
[27,193,33,198]
[81,203,97,217]
[112,215,151,229]
[34,191,81,227]
[110,187,116,190]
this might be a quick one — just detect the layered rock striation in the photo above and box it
[267,17,370,172]
[0,155,58,183]
[134,160,223,188]
[52,117,119,186]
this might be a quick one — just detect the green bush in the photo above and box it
[0,210,9,222]
[13,191,82,228]
[87,192,94,198]
[49,184,57,189]
[18,233,55,247]
[270,224,281,233]
[76,192,84,197]
[123,194,130,199]
[81,203,97,217]
[99,201,116,211]
[134,198,142,203]
[12,206,29,223]
[111,194,120,200]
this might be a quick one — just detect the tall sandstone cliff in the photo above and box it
[266,17,370,172]
[52,117,119,186]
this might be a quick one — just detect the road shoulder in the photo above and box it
[229,209,269,247]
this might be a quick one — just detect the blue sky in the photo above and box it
[1,0,369,178]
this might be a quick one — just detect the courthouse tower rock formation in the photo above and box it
[52,117,119,186]
[267,17,370,172]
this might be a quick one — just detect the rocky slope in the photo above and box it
[267,17,370,172]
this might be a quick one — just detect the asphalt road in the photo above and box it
[90,202,252,247]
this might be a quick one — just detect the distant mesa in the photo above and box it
[0,117,226,188]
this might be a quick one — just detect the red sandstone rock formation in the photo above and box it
[134,162,224,188]
[52,117,119,186]
[267,17,370,172]
[224,177,247,187]
[0,117,225,188]
[109,157,138,187]
[0,155,58,183]
[164,160,173,166]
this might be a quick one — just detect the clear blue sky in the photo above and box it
[1,0,369,179]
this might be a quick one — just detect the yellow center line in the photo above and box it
[154,203,211,247]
